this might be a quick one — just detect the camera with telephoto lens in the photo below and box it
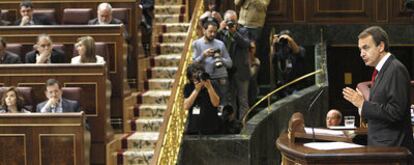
[195,71,210,81]
[212,49,224,68]
[226,20,236,28]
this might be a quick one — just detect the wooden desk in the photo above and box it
[0,25,131,119]
[276,131,412,164]
[0,112,87,165]
[0,64,112,164]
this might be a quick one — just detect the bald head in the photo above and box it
[326,109,342,127]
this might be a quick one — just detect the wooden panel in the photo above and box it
[0,113,86,165]
[293,0,305,22]
[218,0,413,24]
[0,64,111,164]
[0,135,26,165]
[306,0,374,23]
[40,135,75,165]
[390,0,412,23]
[267,0,293,24]
[376,0,388,22]
[277,132,412,164]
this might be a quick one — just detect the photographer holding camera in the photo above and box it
[271,30,306,98]
[184,63,222,135]
[193,17,233,106]
[216,10,251,120]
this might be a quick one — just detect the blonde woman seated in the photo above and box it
[71,36,105,64]
[0,87,30,113]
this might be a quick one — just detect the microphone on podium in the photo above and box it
[306,86,325,141]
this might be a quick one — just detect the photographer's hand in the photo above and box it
[219,21,227,30]
[272,35,280,45]
[204,80,213,90]
[194,81,204,92]
[203,48,214,57]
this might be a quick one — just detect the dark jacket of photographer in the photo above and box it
[216,25,251,81]
[184,82,222,134]
[272,44,306,93]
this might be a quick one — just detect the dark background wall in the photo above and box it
[194,0,414,113]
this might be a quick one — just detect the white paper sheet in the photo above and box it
[304,142,364,150]
[328,126,356,130]
[304,127,345,136]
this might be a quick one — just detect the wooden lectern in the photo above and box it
[277,112,412,164]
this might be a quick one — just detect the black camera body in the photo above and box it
[226,20,236,28]
[278,37,288,47]
[212,49,224,68]
[196,71,211,81]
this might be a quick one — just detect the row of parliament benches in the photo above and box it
[0,25,131,120]
[0,64,112,164]
[0,0,143,89]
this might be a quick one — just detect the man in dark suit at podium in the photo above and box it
[343,26,414,153]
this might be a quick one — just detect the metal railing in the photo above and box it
[242,69,323,126]
[151,0,204,164]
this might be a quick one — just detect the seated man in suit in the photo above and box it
[14,1,55,26]
[25,34,65,64]
[88,3,130,43]
[36,79,80,113]
[36,78,90,164]
[88,3,122,25]
[326,109,342,128]
[0,37,21,64]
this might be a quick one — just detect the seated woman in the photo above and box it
[71,36,105,64]
[0,87,30,113]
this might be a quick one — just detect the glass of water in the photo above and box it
[344,116,355,127]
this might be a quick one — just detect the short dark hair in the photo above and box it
[46,78,60,89]
[201,17,218,29]
[0,37,6,47]
[20,1,33,9]
[186,63,205,82]
[358,26,389,52]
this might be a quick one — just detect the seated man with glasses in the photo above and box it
[25,34,65,64]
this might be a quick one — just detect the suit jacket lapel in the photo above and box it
[370,55,394,100]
